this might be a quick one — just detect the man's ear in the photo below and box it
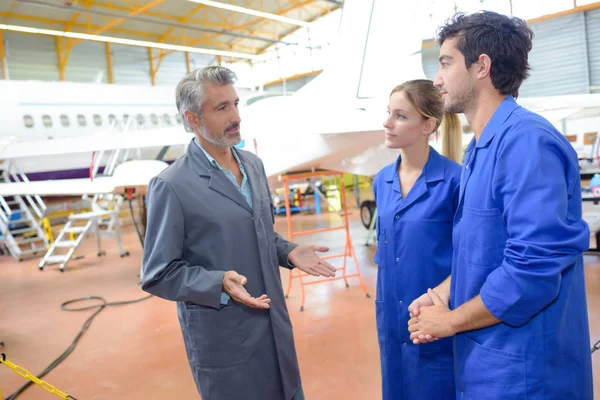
[475,54,492,80]
[184,110,200,129]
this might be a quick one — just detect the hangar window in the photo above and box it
[77,114,87,127]
[150,114,159,125]
[93,114,102,127]
[162,114,171,125]
[123,114,130,123]
[60,115,70,127]
[42,115,52,128]
[175,114,182,124]
[23,115,34,128]
[136,114,145,125]
[108,114,117,125]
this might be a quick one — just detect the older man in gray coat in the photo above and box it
[141,66,337,400]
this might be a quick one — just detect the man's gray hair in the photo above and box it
[175,66,237,131]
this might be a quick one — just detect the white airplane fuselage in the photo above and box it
[0,79,189,180]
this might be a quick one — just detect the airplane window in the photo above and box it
[42,115,52,128]
[23,115,34,128]
[60,115,70,127]
[93,114,102,127]
[108,114,117,125]
[77,114,87,127]
[162,114,171,125]
[150,114,159,125]
[175,114,182,124]
[136,114,145,125]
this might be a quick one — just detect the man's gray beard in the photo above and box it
[200,125,240,148]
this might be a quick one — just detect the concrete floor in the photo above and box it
[0,209,599,399]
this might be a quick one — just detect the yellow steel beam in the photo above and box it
[155,4,206,44]
[82,0,168,40]
[306,3,327,13]
[0,30,6,80]
[148,47,167,85]
[87,1,254,33]
[186,0,317,54]
[1,2,18,23]
[155,50,165,72]
[250,2,340,54]
[63,0,95,33]
[263,68,322,87]
[105,42,114,83]
[148,47,156,85]
[185,51,191,73]
[527,1,600,24]
[0,12,255,52]
[56,37,65,81]
[61,0,167,76]
[226,0,318,46]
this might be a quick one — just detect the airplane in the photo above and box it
[0,0,598,196]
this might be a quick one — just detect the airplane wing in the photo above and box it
[0,127,193,159]
[0,160,169,196]
[0,177,115,196]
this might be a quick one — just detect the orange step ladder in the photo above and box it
[281,171,370,311]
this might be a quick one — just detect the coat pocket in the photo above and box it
[461,207,507,268]
[184,302,247,368]
[457,333,526,399]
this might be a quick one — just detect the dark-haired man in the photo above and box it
[407,11,593,399]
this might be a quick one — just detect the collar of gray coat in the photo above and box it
[186,139,263,215]
[186,138,259,175]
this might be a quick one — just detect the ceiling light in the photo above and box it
[188,0,311,27]
[0,23,259,60]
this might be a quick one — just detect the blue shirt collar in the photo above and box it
[471,95,520,150]
[384,146,445,184]
[194,138,242,170]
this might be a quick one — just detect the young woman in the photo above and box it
[372,79,462,400]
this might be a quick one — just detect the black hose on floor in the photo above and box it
[4,199,151,400]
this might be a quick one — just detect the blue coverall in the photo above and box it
[373,146,461,400]
[451,95,593,399]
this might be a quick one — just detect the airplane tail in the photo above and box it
[294,0,427,103]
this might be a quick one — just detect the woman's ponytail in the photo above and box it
[440,111,463,164]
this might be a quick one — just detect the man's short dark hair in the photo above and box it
[437,11,534,98]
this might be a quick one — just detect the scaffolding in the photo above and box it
[281,171,370,311]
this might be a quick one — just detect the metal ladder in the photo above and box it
[0,161,49,261]
[38,194,130,272]
[37,132,141,272]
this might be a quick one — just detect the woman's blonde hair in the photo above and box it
[390,79,462,163]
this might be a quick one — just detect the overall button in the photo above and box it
[399,301,403,305]
[395,258,399,262]
[395,215,399,220]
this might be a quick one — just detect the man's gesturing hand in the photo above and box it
[222,271,271,309]
[288,244,337,277]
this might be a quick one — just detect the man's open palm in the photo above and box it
[288,244,337,277]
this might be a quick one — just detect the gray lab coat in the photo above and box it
[141,139,301,400]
